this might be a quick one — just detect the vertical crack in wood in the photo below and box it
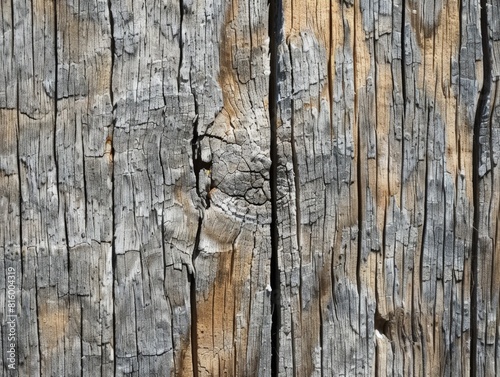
[178,0,184,93]
[401,1,407,119]
[108,0,115,108]
[471,0,492,373]
[269,0,282,375]
[107,0,117,375]
[15,66,23,282]
[189,215,201,377]
[52,0,60,216]
[173,0,205,372]
[400,0,407,203]
[35,280,42,375]
[354,0,363,304]
[328,0,334,140]
[189,49,201,377]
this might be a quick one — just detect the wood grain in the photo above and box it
[0,0,499,375]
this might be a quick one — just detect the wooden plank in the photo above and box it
[55,2,114,376]
[473,0,500,374]
[8,0,70,375]
[0,0,114,375]
[110,0,193,374]
[0,109,22,375]
[275,0,483,375]
[111,0,273,374]
[191,0,273,374]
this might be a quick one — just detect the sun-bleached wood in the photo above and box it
[0,0,499,376]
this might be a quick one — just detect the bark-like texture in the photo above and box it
[0,0,498,376]
[275,0,498,375]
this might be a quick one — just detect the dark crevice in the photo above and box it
[110,180,117,377]
[353,0,363,301]
[471,0,492,374]
[80,301,84,377]
[14,69,24,372]
[355,49,363,303]
[269,0,282,376]
[30,1,35,101]
[192,133,213,209]
[10,0,14,59]
[328,0,334,140]
[192,214,203,268]
[178,0,184,92]
[16,80,24,282]
[414,99,431,374]
[189,54,202,377]
[34,281,42,375]
[374,308,390,338]
[401,1,407,117]
[107,1,117,376]
[191,64,213,208]
[190,142,201,377]
[80,120,89,233]
[52,0,60,212]
[400,1,407,205]
[108,0,115,107]
[189,261,199,377]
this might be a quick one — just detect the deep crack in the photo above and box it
[471,0,492,375]
[268,0,283,375]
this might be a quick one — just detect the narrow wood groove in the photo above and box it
[400,0,407,204]
[269,0,283,375]
[328,0,333,142]
[188,5,201,372]
[107,1,117,376]
[108,0,115,108]
[471,0,493,373]
[178,0,184,93]
[401,0,407,119]
[52,0,60,211]
[189,269,199,377]
[15,74,23,282]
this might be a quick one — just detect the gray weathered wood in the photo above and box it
[0,0,499,376]
[275,0,497,375]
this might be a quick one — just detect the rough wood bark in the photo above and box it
[0,0,499,376]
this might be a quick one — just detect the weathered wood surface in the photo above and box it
[275,0,499,375]
[0,0,499,376]
[274,0,500,375]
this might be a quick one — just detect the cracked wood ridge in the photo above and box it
[0,0,499,376]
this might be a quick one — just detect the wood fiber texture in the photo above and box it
[275,0,500,375]
[0,0,498,376]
